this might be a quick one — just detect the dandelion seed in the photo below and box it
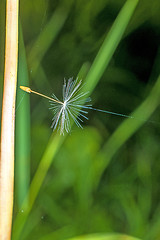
[49,78,92,134]
[20,78,136,135]
[20,78,91,135]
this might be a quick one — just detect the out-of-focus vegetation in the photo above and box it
[1,0,160,239]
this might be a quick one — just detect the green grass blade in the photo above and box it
[84,0,139,93]
[28,0,73,78]
[12,62,90,240]
[15,23,30,207]
[13,134,65,240]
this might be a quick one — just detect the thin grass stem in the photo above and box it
[0,0,19,239]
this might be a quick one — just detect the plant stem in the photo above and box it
[0,0,19,239]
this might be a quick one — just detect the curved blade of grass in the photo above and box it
[12,134,64,239]
[15,23,30,207]
[28,0,73,78]
[12,61,90,239]
[13,0,139,238]
[93,74,160,187]
[84,0,139,93]
[67,233,141,240]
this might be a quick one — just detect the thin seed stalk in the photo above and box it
[20,86,63,104]
[0,0,19,239]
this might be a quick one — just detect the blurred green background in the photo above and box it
[1,0,160,239]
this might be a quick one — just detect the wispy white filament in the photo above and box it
[20,77,159,136]
[20,78,137,135]
[49,78,136,135]
[50,78,91,135]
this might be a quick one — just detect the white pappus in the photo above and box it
[20,77,135,135]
